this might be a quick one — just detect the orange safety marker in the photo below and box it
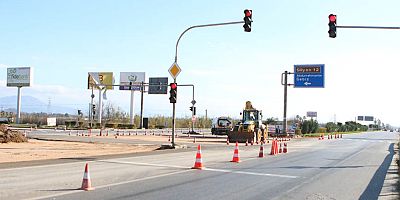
[81,163,95,191]
[192,145,204,169]
[231,142,240,163]
[258,143,264,158]
[283,143,288,153]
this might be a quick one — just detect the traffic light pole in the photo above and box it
[171,79,176,147]
[172,20,245,147]
[178,84,196,133]
[336,25,400,29]
[174,21,245,63]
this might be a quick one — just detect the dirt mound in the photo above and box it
[0,124,28,143]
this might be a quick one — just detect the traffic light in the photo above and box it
[92,104,96,115]
[190,106,197,115]
[328,14,337,38]
[78,109,82,116]
[243,9,252,32]
[169,83,177,103]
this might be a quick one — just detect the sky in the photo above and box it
[1,0,399,126]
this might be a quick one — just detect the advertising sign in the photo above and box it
[307,111,317,118]
[47,117,57,126]
[7,67,32,87]
[119,72,145,91]
[87,72,114,90]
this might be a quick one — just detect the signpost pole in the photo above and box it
[130,88,135,125]
[16,86,22,124]
[283,71,288,136]
[90,88,94,128]
[98,89,102,126]
[139,82,144,129]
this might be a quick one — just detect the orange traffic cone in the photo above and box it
[279,142,282,153]
[275,140,279,155]
[231,142,240,163]
[270,140,275,155]
[283,143,288,153]
[81,163,94,191]
[192,145,204,169]
[258,143,264,158]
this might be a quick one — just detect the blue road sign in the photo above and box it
[294,64,325,88]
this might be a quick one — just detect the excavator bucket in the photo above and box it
[227,131,255,143]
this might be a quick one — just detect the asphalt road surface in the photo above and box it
[0,131,397,200]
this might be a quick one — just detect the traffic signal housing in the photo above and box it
[189,106,196,115]
[328,14,337,38]
[243,9,252,32]
[92,104,96,115]
[169,83,177,103]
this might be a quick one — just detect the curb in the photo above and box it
[378,144,399,199]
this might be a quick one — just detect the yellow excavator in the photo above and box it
[227,101,268,143]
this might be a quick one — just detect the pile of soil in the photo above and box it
[0,124,28,143]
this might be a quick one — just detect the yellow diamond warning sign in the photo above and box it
[168,62,181,79]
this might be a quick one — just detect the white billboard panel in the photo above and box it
[47,117,57,126]
[7,67,32,87]
[119,72,145,91]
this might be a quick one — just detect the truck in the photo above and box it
[227,101,268,143]
[211,117,232,135]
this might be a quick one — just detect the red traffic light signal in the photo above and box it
[169,83,177,103]
[170,83,177,90]
[328,14,337,38]
[243,9,252,32]
[329,14,336,23]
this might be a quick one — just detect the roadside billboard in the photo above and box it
[87,72,113,90]
[47,117,57,126]
[119,72,145,91]
[307,111,317,118]
[7,67,32,87]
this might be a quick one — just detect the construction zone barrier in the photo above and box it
[192,145,204,169]
[81,163,94,191]
[231,142,240,163]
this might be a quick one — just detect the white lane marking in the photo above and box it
[101,160,299,179]
[26,159,298,200]
[203,168,298,179]
[26,170,190,200]
[97,160,189,169]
